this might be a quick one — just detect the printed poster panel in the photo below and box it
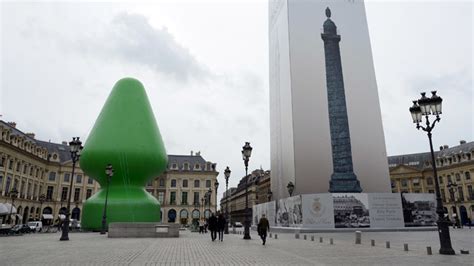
[368,193,404,228]
[401,193,437,227]
[252,201,276,227]
[333,193,370,228]
[276,195,303,227]
[302,194,334,228]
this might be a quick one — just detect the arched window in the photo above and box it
[71,207,81,220]
[465,172,471,180]
[180,209,189,219]
[192,209,200,219]
[168,209,177,223]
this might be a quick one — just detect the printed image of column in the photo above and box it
[321,7,362,193]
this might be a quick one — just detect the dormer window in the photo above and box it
[183,162,189,170]
[171,163,177,169]
[194,163,200,170]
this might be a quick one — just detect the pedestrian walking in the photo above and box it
[217,212,226,241]
[258,214,270,245]
[208,213,218,241]
[199,219,204,234]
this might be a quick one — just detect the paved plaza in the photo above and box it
[1,228,473,265]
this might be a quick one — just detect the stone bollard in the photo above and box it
[355,231,362,244]
[275,234,278,239]
[295,233,300,239]
[371,240,375,246]
[269,233,272,238]
[319,237,323,243]
[460,250,469,254]
[386,241,390,249]
[404,243,409,251]
[330,238,333,245]
[311,236,314,241]
[304,235,307,240]
[426,246,432,255]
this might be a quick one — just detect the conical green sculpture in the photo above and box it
[81,78,167,231]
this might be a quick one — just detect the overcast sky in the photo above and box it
[0,0,472,201]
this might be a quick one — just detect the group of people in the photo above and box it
[197,212,271,245]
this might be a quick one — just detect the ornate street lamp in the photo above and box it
[224,166,231,234]
[101,164,114,235]
[241,141,252,240]
[267,189,273,202]
[409,91,454,255]
[8,187,18,224]
[287,181,295,197]
[214,180,219,213]
[60,137,83,241]
[38,194,46,221]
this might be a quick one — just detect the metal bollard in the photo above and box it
[311,236,314,241]
[355,231,361,244]
[275,234,278,239]
[304,235,307,240]
[330,238,333,245]
[426,246,432,255]
[319,237,323,243]
[386,241,390,249]
[371,239,375,246]
[404,243,409,251]
[295,233,300,239]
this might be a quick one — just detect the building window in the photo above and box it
[29,166,33,176]
[88,177,94,184]
[458,187,464,201]
[46,186,54,200]
[147,181,153,187]
[183,163,189,170]
[171,163,177,169]
[455,173,461,182]
[171,179,176,187]
[401,179,408,187]
[0,157,4,167]
[447,175,452,183]
[76,174,82,184]
[465,172,471,180]
[428,189,434,194]
[413,178,420,186]
[440,189,446,202]
[194,180,200,188]
[194,192,199,205]
[16,162,20,172]
[158,192,164,204]
[206,180,211,188]
[8,159,13,170]
[182,179,188,188]
[61,187,68,201]
[159,178,165,187]
[438,176,443,184]
[181,192,188,205]
[48,172,56,181]
[74,188,81,202]
[390,181,396,188]
[0,175,3,191]
[468,185,474,200]
[194,164,200,170]
[426,177,433,185]
[23,165,27,174]
[86,189,92,199]
[170,192,176,205]
[64,173,70,183]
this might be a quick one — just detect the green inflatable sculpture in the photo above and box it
[81,78,167,231]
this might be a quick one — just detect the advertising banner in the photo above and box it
[302,193,334,228]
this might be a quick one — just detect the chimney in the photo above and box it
[443,145,449,149]
[196,151,201,156]
[460,140,466,145]
[26,133,35,139]
[440,146,443,151]
[191,150,194,156]
[62,141,68,145]
[7,122,16,128]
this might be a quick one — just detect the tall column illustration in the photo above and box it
[321,7,362,193]
[80,78,168,231]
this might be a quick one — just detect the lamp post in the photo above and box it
[287,181,295,197]
[101,164,114,235]
[201,197,204,217]
[241,141,252,240]
[60,137,83,241]
[267,189,273,202]
[207,188,212,212]
[8,187,18,225]
[409,91,455,255]
[224,166,231,234]
[38,194,46,221]
[214,180,219,213]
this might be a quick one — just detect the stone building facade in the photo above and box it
[147,152,219,225]
[220,169,271,225]
[0,121,100,225]
[388,140,474,225]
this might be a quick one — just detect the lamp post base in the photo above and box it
[224,223,229,234]
[243,220,251,240]
[437,219,456,255]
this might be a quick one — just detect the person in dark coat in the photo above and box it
[217,212,226,241]
[208,213,218,241]
[258,214,270,245]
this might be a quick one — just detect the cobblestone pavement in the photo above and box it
[0,228,472,265]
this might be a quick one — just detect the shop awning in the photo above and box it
[42,214,54,220]
[0,203,17,215]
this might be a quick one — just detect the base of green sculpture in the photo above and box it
[82,187,161,231]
